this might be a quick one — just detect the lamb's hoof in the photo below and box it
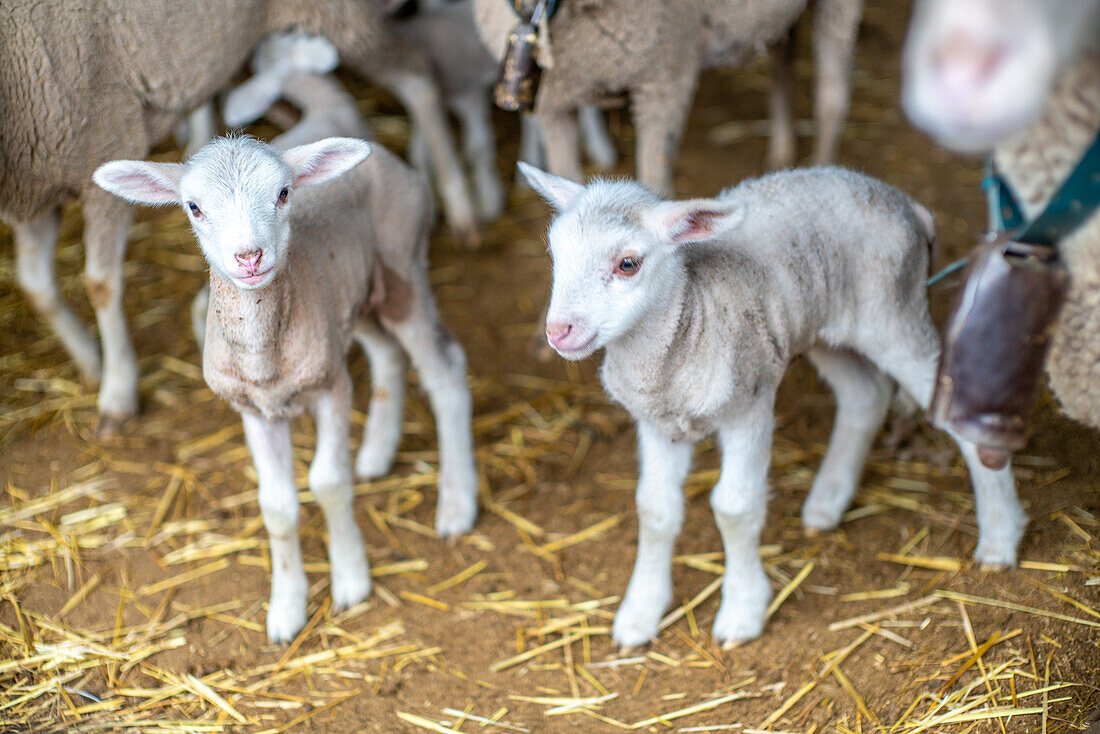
[331,568,372,610]
[800,508,841,537]
[266,599,308,645]
[95,411,132,438]
[435,492,478,539]
[712,606,764,647]
[355,444,395,481]
[974,544,1016,571]
[612,597,665,650]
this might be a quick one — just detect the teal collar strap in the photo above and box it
[984,125,1100,247]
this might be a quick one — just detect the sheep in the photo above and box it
[93,136,479,642]
[476,0,863,195]
[0,0,476,433]
[519,162,1025,647]
[903,0,1100,432]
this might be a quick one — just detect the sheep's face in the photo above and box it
[93,136,372,291]
[518,164,745,361]
[902,0,1099,152]
[181,141,296,289]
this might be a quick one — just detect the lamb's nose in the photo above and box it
[545,321,573,347]
[235,249,263,273]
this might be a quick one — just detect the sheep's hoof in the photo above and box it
[455,224,481,250]
[95,412,131,438]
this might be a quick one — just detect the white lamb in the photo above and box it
[94,137,479,643]
[520,163,1025,647]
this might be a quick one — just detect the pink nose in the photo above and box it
[235,249,263,273]
[934,33,1002,91]
[546,321,573,348]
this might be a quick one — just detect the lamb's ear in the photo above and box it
[291,34,339,74]
[283,137,372,187]
[93,160,185,206]
[223,74,283,127]
[644,197,746,244]
[517,162,584,211]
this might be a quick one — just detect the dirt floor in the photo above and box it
[2,1,1099,732]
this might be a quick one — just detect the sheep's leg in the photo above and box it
[801,346,894,532]
[451,88,505,222]
[612,420,692,649]
[353,317,409,480]
[11,210,102,385]
[378,271,477,537]
[537,108,584,183]
[310,368,371,610]
[578,105,617,171]
[81,187,139,432]
[407,126,432,183]
[632,72,699,195]
[811,0,862,164]
[767,28,798,169]
[516,114,546,185]
[711,394,776,646]
[242,412,308,643]
[390,73,479,247]
[870,337,1026,567]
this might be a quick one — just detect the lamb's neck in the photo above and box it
[606,270,691,379]
[995,53,1100,219]
[210,270,292,383]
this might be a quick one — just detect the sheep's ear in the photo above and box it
[223,74,283,127]
[283,137,372,186]
[645,198,746,244]
[93,160,184,205]
[517,162,584,211]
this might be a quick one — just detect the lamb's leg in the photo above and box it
[451,88,505,222]
[390,73,479,247]
[81,186,139,432]
[353,317,409,480]
[578,105,617,171]
[612,420,693,649]
[310,368,371,610]
[711,394,776,646]
[872,338,1026,567]
[378,269,477,537]
[801,346,894,532]
[632,72,699,195]
[810,0,862,164]
[767,28,798,169]
[536,108,584,183]
[11,210,102,385]
[241,412,308,643]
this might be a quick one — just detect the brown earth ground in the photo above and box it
[2,2,1098,732]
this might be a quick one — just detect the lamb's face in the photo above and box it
[181,141,295,290]
[902,0,1099,152]
[545,204,675,360]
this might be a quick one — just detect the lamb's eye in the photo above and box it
[277,187,289,205]
[616,256,641,276]
[187,201,203,218]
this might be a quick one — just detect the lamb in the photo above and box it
[519,163,1025,647]
[93,136,479,642]
[224,32,375,150]
[902,0,1100,431]
[476,0,863,194]
[0,0,476,432]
